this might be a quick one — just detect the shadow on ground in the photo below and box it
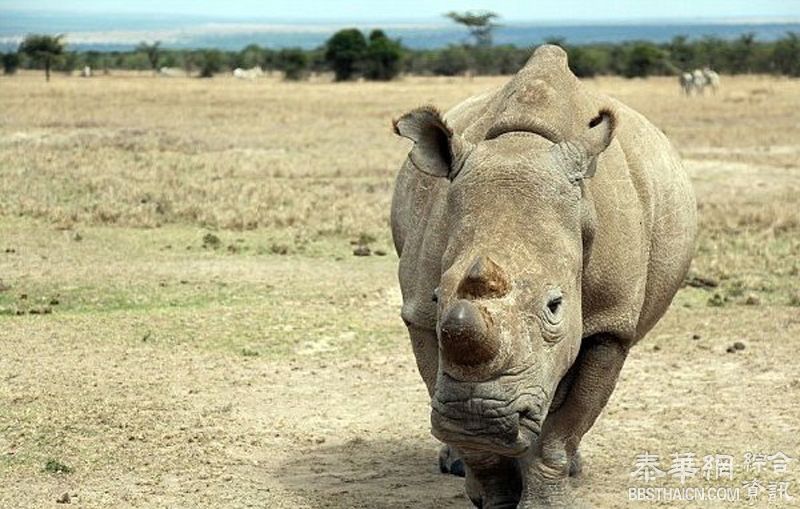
[277,437,468,508]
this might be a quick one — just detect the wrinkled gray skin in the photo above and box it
[390,45,696,508]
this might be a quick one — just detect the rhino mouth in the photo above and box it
[430,391,545,457]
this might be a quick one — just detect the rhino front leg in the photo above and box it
[406,323,469,476]
[520,335,629,508]
[461,451,522,509]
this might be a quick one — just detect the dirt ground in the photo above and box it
[1,71,799,508]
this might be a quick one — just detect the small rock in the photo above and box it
[652,345,661,351]
[744,294,761,306]
[72,232,82,242]
[4,247,16,253]
[222,474,233,482]
[726,346,736,354]
[733,341,746,351]
[353,245,371,257]
[684,274,719,289]
[49,298,60,306]
[374,249,387,256]
[56,492,70,504]
[691,334,701,340]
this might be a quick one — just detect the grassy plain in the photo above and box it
[1,71,798,508]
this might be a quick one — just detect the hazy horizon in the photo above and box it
[2,4,800,52]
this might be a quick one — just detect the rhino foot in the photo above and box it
[438,444,466,477]
[569,449,583,478]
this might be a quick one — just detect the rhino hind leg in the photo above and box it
[520,335,629,507]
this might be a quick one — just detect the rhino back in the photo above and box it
[582,99,696,343]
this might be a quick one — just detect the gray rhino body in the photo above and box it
[390,45,696,507]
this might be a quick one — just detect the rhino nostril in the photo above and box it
[456,255,510,300]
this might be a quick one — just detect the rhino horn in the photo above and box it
[456,255,511,300]
[439,299,499,366]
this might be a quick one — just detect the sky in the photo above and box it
[2,0,799,22]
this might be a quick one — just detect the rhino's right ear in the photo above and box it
[393,106,472,180]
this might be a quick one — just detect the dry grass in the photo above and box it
[1,71,799,508]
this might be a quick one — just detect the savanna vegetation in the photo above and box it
[4,26,800,80]
[0,72,798,508]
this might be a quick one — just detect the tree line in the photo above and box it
[4,29,800,80]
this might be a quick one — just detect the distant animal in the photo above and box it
[703,66,720,94]
[692,68,708,95]
[233,66,264,79]
[679,72,693,95]
[158,66,185,77]
[391,44,696,508]
[81,66,92,78]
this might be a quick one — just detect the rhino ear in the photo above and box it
[393,106,471,180]
[552,109,617,184]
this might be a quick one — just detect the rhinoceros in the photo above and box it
[390,45,696,508]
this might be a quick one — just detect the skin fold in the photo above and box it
[390,45,696,508]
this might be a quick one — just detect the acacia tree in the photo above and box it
[445,10,499,47]
[136,41,161,73]
[19,34,65,81]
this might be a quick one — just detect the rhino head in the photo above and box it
[394,105,616,457]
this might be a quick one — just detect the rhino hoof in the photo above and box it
[438,445,466,477]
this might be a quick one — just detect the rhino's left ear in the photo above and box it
[393,106,472,180]
[552,108,617,184]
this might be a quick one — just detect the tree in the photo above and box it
[276,48,308,81]
[324,29,368,81]
[730,33,756,74]
[363,30,403,81]
[19,34,65,81]
[667,35,695,71]
[432,45,473,76]
[2,52,20,75]
[198,50,223,78]
[773,32,800,76]
[623,42,666,78]
[445,10,499,47]
[136,41,161,73]
[237,43,263,69]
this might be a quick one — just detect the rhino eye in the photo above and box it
[547,296,562,315]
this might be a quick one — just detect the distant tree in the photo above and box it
[623,42,666,78]
[432,45,473,76]
[238,43,263,69]
[568,45,611,77]
[445,10,500,47]
[277,48,309,80]
[325,28,368,81]
[198,50,223,78]
[2,52,20,75]
[363,30,404,80]
[730,33,756,73]
[60,51,80,74]
[18,34,66,81]
[667,35,695,71]
[773,32,800,76]
[136,41,161,73]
